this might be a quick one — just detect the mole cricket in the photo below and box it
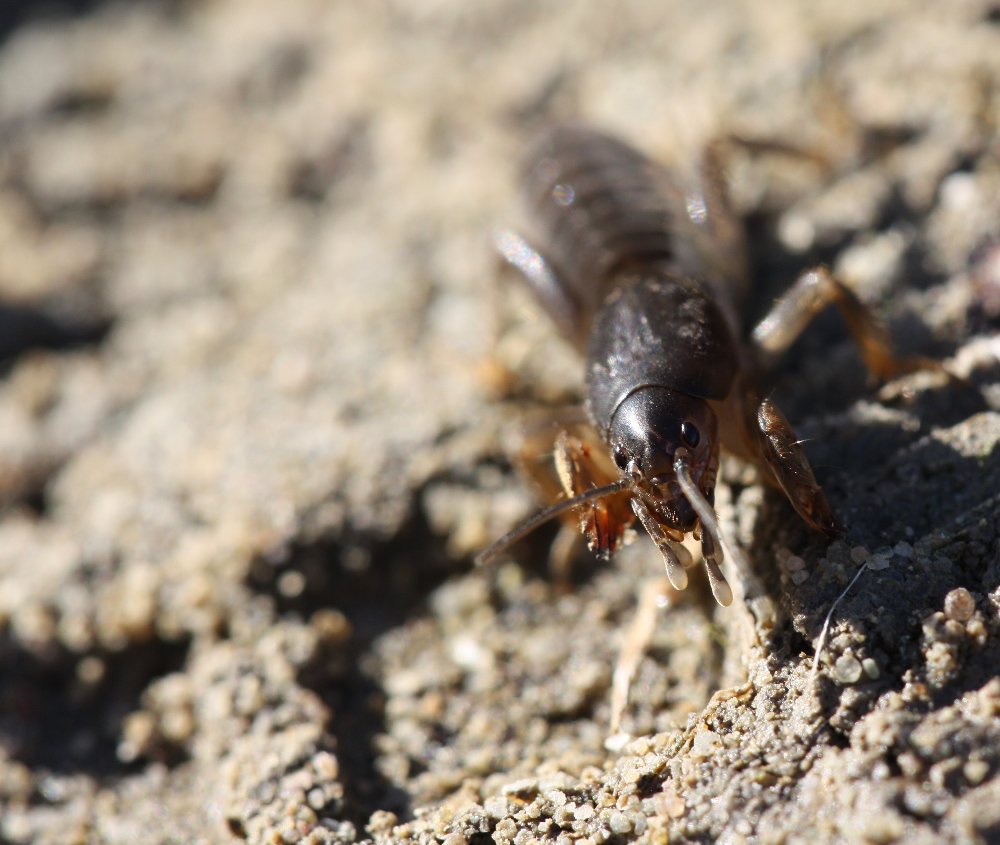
[477,124,922,605]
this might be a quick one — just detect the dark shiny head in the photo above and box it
[607,386,718,532]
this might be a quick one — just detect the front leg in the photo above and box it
[553,430,635,561]
[504,414,615,580]
[755,395,839,535]
[729,380,839,536]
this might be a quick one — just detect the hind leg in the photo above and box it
[741,265,943,533]
[751,265,935,380]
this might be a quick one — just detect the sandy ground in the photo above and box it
[0,1,999,843]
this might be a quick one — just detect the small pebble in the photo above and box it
[943,619,965,639]
[485,796,510,819]
[573,804,594,821]
[967,617,987,643]
[77,656,106,685]
[546,790,567,807]
[494,818,517,840]
[868,555,891,572]
[604,732,631,753]
[898,753,923,779]
[943,587,975,622]
[608,812,632,834]
[313,752,339,780]
[861,813,904,843]
[850,546,869,564]
[778,212,816,252]
[963,760,989,785]
[691,730,720,759]
[501,778,539,797]
[752,663,774,686]
[862,657,879,679]
[785,555,805,572]
[277,569,306,598]
[656,785,686,818]
[833,654,863,684]
[307,789,326,811]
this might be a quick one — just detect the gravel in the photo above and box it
[0,1,998,843]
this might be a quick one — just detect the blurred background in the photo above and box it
[0,1,998,843]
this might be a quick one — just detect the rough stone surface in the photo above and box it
[0,1,998,844]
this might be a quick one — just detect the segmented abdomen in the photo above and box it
[522,125,682,327]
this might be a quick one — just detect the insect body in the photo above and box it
[480,125,907,604]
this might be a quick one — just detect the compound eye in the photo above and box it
[613,444,630,471]
[680,421,700,449]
